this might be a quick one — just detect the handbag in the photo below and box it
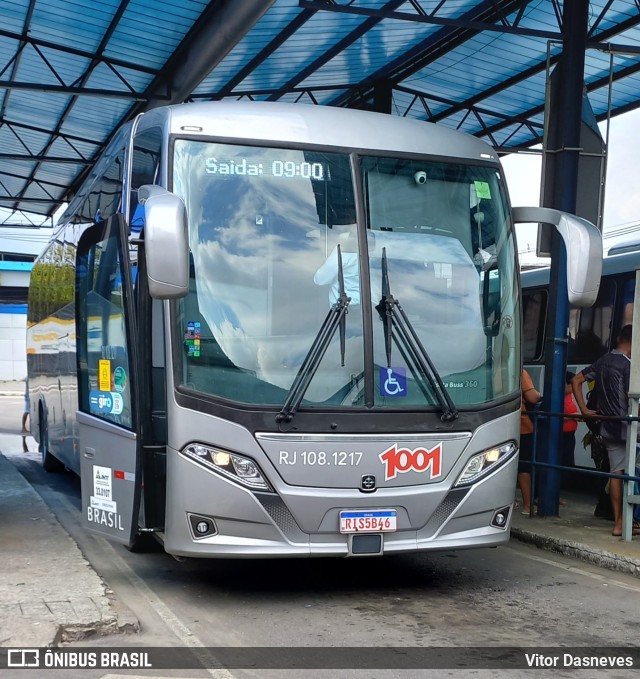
[585,386,601,435]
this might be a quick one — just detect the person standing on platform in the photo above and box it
[562,371,579,470]
[519,369,541,515]
[571,325,639,537]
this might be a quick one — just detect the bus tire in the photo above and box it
[125,531,161,553]
[39,411,63,473]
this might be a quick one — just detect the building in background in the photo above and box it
[0,226,49,381]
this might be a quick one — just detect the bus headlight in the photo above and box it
[183,444,272,491]
[454,441,517,486]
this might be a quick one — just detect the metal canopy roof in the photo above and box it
[1,0,640,221]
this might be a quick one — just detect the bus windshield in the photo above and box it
[172,140,519,409]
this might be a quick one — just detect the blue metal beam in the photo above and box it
[538,0,590,519]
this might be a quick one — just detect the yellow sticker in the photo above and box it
[474,181,492,200]
[99,359,111,391]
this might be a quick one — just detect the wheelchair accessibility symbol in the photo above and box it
[380,367,407,397]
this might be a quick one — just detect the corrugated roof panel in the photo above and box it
[608,21,640,45]
[46,136,101,163]
[468,71,549,118]
[5,90,74,132]
[391,89,424,118]
[236,11,371,91]
[22,182,62,201]
[588,0,640,34]
[585,52,615,83]
[3,0,32,34]
[0,127,29,158]
[0,34,19,68]
[105,0,209,71]
[33,163,84,187]
[488,122,533,149]
[11,44,89,87]
[435,109,472,133]
[308,87,351,106]
[32,46,91,87]
[193,0,305,94]
[594,73,640,111]
[84,61,155,98]
[0,175,29,197]
[29,0,123,52]
[588,89,612,114]
[517,0,562,30]
[61,96,132,140]
[301,20,441,89]
[0,124,51,157]
[405,34,547,105]
[615,75,640,103]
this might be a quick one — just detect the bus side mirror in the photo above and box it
[139,184,189,299]
[512,206,602,307]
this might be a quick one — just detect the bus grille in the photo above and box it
[420,488,470,537]
[254,493,308,544]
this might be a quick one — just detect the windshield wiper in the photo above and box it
[375,247,458,422]
[276,244,351,423]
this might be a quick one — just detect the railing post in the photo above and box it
[623,268,640,540]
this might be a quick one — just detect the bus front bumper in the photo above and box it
[162,449,518,558]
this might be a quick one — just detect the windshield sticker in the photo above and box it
[380,367,407,397]
[184,321,201,357]
[89,390,124,415]
[99,359,111,391]
[113,366,127,393]
[473,181,492,200]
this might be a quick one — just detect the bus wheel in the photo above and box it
[39,412,63,473]
[125,531,161,553]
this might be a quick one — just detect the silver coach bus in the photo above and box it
[26,102,601,557]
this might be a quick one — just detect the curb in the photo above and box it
[511,527,640,578]
[54,599,140,645]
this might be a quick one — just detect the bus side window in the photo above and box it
[129,127,163,231]
[622,277,635,327]
[568,278,615,363]
[77,223,134,430]
[78,150,125,225]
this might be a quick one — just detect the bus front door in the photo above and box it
[75,216,142,547]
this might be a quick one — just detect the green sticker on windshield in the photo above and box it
[474,181,492,200]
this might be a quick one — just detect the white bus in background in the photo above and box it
[26,101,601,557]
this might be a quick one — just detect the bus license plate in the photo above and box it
[339,509,397,534]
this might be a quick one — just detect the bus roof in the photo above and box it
[155,101,499,162]
[159,101,499,161]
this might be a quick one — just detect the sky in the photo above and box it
[502,107,640,265]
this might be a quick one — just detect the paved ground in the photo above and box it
[0,449,138,647]
[1,378,640,652]
[0,381,138,648]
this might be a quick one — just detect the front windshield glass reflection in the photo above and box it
[173,141,365,407]
[362,156,520,406]
[172,140,520,409]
